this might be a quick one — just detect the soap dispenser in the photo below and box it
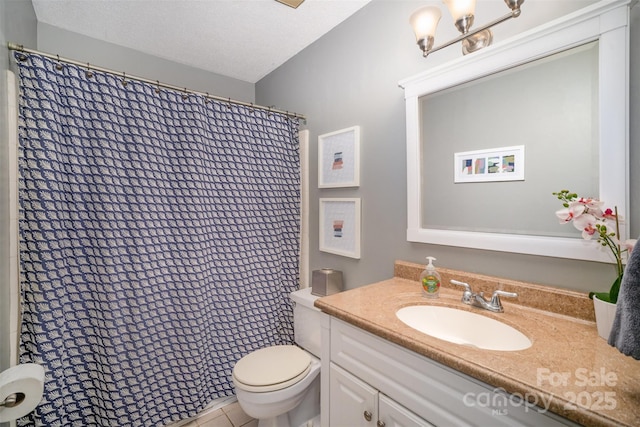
[420,256,441,299]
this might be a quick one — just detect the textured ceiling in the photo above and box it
[32,0,372,83]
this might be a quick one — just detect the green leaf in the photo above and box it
[608,274,623,304]
[589,275,623,304]
[590,291,614,303]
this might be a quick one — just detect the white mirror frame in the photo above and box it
[399,0,631,263]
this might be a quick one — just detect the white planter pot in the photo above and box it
[593,296,617,340]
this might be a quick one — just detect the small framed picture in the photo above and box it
[454,145,525,183]
[318,126,360,188]
[319,198,361,259]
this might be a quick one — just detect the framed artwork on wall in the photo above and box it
[319,198,361,259]
[454,145,525,183]
[318,126,360,188]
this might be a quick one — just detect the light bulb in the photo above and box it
[410,6,442,42]
[443,0,476,21]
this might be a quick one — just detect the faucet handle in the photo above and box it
[450,280,472,292]
[489,290,518,311]
[451,280,473,304]
[492,290,518,299]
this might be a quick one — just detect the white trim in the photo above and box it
[7,70,20,367]
[299,129,310,289]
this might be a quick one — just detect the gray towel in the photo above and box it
[608,236,640,360]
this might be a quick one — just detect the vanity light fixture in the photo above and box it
[276,0,305,8]
[410,0,524,57]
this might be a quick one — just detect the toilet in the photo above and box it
[232,288,324,427]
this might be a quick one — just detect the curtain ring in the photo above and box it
[16,45,27,62]
[85,63,93,78]
[121,71,127,87]
[182,88,188,100]
[15,45,27,62]
[55,54,63,71]
[227,97,232,109]
[204,93,210,104]
[155,80,161,94]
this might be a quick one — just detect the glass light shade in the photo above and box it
[409,6,442,41]
[443,0,476,21]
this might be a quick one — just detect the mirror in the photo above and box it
[420,42,599,238]
[399,0,630,262]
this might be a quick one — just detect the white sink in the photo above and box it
[396,305,532,351]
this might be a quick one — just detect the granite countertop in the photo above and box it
[314,261,640,427]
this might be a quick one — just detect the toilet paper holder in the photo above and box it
[0,392,24,408]
[0,362,45,422]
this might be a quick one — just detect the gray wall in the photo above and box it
[0,0,37,378]
[256,0,639,294]
[37,23,255,103]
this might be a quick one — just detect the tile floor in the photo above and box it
[173,400,257,427]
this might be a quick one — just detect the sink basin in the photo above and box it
[396,305,532,351]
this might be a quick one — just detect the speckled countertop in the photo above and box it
[314,261,640,427]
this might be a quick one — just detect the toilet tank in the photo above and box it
[291,288,325,358]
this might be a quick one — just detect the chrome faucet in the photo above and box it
[450,280,518,313]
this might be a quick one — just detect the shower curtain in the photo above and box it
[15,52,300,426]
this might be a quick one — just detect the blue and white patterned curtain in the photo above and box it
[15,52,300,426]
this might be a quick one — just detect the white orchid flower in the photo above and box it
[572,213,598,239]
[555,203,586,224]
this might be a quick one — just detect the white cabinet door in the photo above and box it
[378,394,435,427]
[330,362,434,427]
[330,363,378,427]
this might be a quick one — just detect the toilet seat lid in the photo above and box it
[233,345,311,388]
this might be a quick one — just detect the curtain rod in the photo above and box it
[8,43,306,121]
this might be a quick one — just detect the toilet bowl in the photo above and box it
[232,289,324,427]
[233,347,320,427]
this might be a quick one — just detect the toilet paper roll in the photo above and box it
[0,363,45,422]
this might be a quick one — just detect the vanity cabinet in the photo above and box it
[323,317,579,427]
[330,362,433,427]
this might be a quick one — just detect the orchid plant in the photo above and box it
[554,190,636,303]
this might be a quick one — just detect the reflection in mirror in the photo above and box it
[420,42,599,238]
[400,0,630,262]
